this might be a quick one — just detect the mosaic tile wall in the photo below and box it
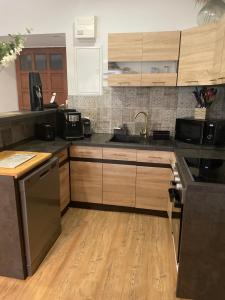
[69,86,225,136]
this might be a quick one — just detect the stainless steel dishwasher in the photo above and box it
[19,157,61,275]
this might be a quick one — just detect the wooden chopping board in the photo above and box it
[0,151,52,178]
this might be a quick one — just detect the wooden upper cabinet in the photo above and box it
[142,31,180,61]
[177,23,218,86]
[216,17,225,84]
[108,33,143,62]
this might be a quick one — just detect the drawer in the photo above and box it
[55,149,68,164]
[103,148,136,161]
[70,146,102,159]
[137,150,172,164]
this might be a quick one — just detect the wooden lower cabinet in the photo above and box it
[136,166,171,211]
[59,162,70,212]
[103,164,136,207]
[70,161,103,204]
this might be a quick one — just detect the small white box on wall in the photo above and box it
[75,47,102,96]
[74,16,96,39]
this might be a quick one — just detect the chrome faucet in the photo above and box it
[134,111,149,138]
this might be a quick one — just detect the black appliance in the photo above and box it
[35,123,55,141]
[29,72,44,111]
[57,109,84,140]
[169,164,184,264]
[175,118,225,145]
[19,157,61,275]
[184,157,225,184]
[82,117,92,138]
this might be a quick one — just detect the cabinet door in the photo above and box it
[59,162,70,212]
[108,74,141,86]
[136,166,171,211]
[141,73,177,87]
[70,161,102,204]
[217,17,225,84]
[108,33,143,62]
[103,164,136,207]
[177,23,217,86]
[142,31,180,61]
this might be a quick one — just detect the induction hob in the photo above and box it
[184,157,225,184]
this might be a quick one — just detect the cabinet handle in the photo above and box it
[185,80,199,83]
[209,79,217,82]
[217,77,225,80]
[114,153,127,157]
[152,81,165,84]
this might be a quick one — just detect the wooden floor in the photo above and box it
[0,208,182,300]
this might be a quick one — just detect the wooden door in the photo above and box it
[15,47,68,110]
[59,162,70,212]
[177,23,217,86]
[108,33,143,62]
[142,31,180,61]
[70,161,103,204]
[136,166,171,211]
[103,164,136,207]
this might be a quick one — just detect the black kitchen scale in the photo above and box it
[184,157,225,184]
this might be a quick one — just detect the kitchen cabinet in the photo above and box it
[142,31,180,61]
[108,33,143,62]
[55,149,70,212]
[214,16,225,84]
[108,31,180,87]
[103,164,136,207]
[137,150,172,164]
[103,147,136,161]
[70,161,103,204]
[59,162,70,211]
[136,166,172,211]
[178,23,218,86]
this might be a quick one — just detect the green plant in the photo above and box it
[0,28,31,67]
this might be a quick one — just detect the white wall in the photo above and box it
[0,63,18,112]
[0,0,198,102]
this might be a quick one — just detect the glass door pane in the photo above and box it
[20,55,32,71]
[35,54,47,71]
[50,54,63,70]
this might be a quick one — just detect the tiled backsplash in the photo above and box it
[69,86,225,136]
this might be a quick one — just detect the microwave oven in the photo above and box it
[175,118,225,145]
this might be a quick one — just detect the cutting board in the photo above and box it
[0,151,52,178]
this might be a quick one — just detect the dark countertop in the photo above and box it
[12,137,70,155]
[0,109,56,124]
[72,133,176,151]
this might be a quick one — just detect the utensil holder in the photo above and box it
[194,108,207,120]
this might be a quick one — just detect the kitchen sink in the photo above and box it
[108,134,146,144]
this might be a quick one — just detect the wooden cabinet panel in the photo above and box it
[70,146,102,159]
[108,33,143,62]
[136,166,171,211]
[141,73,177,86]
[142,31,180,61]
[103,164,136,207]
[103,148,136,161]
[216,17,225,84]
[108,74,141,87]
[70,161,102,203]
[55,149,68,164]
[177,23,218,86]
[137,150,172,164]
[59,162,70,212]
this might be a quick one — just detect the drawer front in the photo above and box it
[137,150,172,164]
[108,74,141,87]
[56,149,68,164]
[103,148,136,161]
[70,146,102,159]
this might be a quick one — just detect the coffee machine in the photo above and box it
[57,109,84,140]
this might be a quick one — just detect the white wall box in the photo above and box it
[74,16,96,39]
[75,47,102,95]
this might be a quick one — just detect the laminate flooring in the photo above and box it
[0,208,184,300]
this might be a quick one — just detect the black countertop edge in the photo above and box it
[0,109,57,124]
